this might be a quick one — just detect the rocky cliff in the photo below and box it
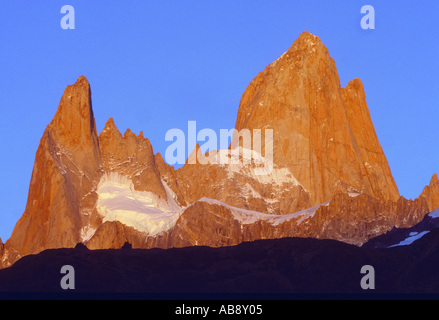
[233,31,399,207]
[2,77,103,267]
[420,174,439,212]
[0,32,435,268]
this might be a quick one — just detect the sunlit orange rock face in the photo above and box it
[0,32,436,268]
[2,77,104,267]
[234,31,399,207]
[420,174,439,212]
[145,194,429,249]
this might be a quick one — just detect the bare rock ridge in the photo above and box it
[146,195,429,249]
[420,173,439,212]
[98,117,168,201]
[165,31,406,249]
[0,32,436,268]
[341,78,400,202]
[2,77,104,267]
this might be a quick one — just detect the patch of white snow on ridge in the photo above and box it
[217,146,305,190]
[198,198,328,226]
[389,231,430,248]
[96,172,183,236]
[428,208,439,219]
[348,192,361,198]
[80,225,96,242]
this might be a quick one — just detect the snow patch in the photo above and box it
[348,192,361,198]
[428,208,439,219]
[96,172,183,236]
[198,198,328,226]
[389,231,430,248]
[218,147,304,190]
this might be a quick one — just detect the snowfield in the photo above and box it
[96,172,183,235]
[389,231,431,248]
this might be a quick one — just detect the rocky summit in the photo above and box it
[0,32,437,269]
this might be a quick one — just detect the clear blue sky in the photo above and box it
[0,1,438,240]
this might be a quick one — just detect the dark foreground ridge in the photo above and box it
[1,232,439,297]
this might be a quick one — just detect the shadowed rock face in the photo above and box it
[0,32,436,269]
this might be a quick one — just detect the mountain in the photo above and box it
[84,118,184,250]
[233,32,399,206]
[0,31,437,269]
[174,32,400,217]
[2,76,103,267]
[420,174,439,212]
[145,31,431,248]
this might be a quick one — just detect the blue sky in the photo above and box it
[0,1,438,240]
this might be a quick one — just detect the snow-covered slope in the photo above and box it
[96,173,183,236]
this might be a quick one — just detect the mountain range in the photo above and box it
[1,31,438,277]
